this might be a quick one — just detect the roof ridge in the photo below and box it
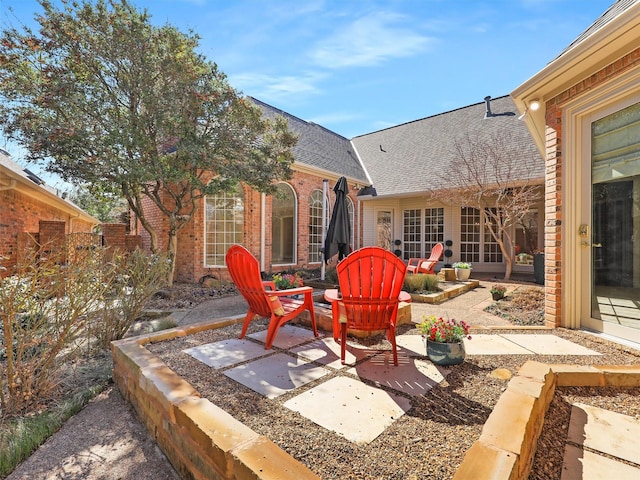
[352,94,513,138]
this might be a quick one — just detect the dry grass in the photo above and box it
[484,286,545,326]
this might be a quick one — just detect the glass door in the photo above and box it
[583,102,640,343]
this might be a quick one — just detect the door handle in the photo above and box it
[592,243,602,248]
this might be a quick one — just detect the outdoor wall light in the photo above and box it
[529,99,541,111]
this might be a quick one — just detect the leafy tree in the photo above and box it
[0,0,297,285]
[69,184,127,223]
[430,132,542,280]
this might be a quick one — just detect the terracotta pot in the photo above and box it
[426,338,466,366]
[492,292,504,301]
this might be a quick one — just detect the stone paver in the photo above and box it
[224,353,329,399]
[567,403,640,465]
[247,324,320,349]
[463,334,534,355]
[561,445,640,480]
[283,376,411,444]
[501,334,601,356]
[290,337,370,369]
[183,338,271,369]
[347,352,446,397]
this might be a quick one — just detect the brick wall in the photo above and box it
[1,188,93,274]
[139,172,359,284]
[542,46,640,327]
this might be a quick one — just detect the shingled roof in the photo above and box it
[250,97,369,183]
[350,95,543,197]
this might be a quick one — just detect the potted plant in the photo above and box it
[490,284,507,300]
[417,315,471,365]
[272,272,304,290]
[452,261,472,281]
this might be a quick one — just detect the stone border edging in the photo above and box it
[453,361,640,480]
[111,318,321,480]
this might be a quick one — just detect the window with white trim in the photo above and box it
[483,208,503,263]
[205,190,244,267]
[403,209,421,259]
[424,207,444,256]
[460,207,480,263]
[272,183,296,264]
[308,190,323,263]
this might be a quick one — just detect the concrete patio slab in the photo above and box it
[183,338,271,369]
[282,376,411,444]
[561,444,639,480]
[347,353,447,397]
[395,334,427,356]
[462,334,534,355]
[289,337,370,369]
[247,324,322,349]
[224,353,329,399]
[567,403,640,465]
[501,334,601,356]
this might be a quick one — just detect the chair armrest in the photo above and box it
[269,286,313,297]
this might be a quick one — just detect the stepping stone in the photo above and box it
[561,444,639,480]
[567,403,640,465]
[463,334,534,355]
[347,352,447,396]
[283,376,411,444]
[501,334,601,356]
[183,339,270,369]
[224,353,328,399]
[290,337,370,369]
[247,324,321,349]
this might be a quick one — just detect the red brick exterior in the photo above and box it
[0,188,95,274]
[135,170,359,284]
[542,46,640,328]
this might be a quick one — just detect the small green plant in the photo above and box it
[452,262,471,269]
[490,284,507,295]
[417,315,471,343]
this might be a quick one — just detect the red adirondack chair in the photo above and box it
[406,243,444,275]
[226,245,318,349]
[335,246,408,365]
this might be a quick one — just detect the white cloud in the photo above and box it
[310,11,434,69]
[229,72,325,103]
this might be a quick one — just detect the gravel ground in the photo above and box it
[146,320,640,480]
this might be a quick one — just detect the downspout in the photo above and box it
[261,192,266,272]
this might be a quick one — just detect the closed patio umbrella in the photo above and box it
[323,176,351,263]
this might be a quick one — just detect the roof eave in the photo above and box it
[1,165,100,226]
[511,3,640,156]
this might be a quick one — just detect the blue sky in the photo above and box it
[1,0,614,188]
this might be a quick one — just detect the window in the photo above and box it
[515,210,538,265]
[460,207,480,263]
[205,190,244,267]
[308,190,324,263]
[424,208,444,255]
[272,183,296,264]
[403,209,421,259]
[483,208,503,263]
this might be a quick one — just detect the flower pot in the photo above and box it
[491,292,504,301]
[426,338,466,366]
[454,267,471,281]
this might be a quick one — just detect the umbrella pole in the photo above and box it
[321,179,328,280]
